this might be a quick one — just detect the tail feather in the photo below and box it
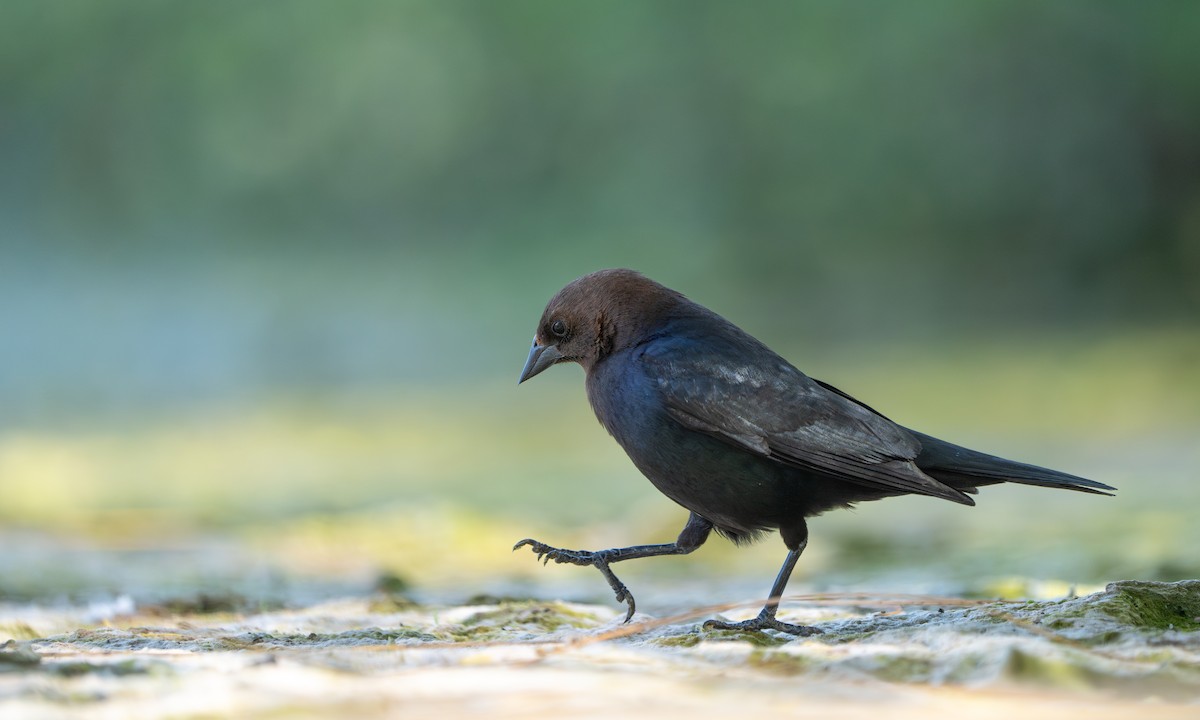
[908,430,1116,496]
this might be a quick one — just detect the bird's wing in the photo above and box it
[641,345,973,506]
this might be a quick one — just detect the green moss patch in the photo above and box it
[1003,647,1100,690]
[236,627,441,648]
[648,632,703,648]
[1093,580,1200,631]
[1016,580,1200,644]
[747,648,815,675]
[446,601,603,641]
[694,627,794,647]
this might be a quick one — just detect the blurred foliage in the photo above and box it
[1,1,1199,425]
[0,2,1198,601]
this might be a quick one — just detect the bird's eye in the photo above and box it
[550,319,568,338]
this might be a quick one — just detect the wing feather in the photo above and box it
[643,342,973,506]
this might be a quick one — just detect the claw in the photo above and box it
[592,558,636,622]
[621,594,635,623]
[513,537,638,622]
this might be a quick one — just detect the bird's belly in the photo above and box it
[617,417,810,537]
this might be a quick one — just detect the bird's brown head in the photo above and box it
[518,268,686,383]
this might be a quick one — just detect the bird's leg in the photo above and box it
[704,523,821,636]
[514,512,713,622]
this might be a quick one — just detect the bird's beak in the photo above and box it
[518,340,563,384]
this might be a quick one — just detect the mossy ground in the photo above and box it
[2,582,1199,717]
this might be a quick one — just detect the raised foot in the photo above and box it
[512,538,600,567]
[703,615,823,636]
[513,538,637,623]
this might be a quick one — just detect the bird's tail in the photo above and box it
[908,430,1116,496]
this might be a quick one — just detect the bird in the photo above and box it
[514,269,1115,634]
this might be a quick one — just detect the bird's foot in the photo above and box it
[704,610,822,636]
[513,538,637,622]
[513,538,602,567]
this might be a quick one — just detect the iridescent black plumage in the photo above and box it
[516,269,1114,633]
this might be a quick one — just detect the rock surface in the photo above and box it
[2,581,1198,718]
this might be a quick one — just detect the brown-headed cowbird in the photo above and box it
[515,269,1114,634]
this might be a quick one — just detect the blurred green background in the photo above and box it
[1,1,1198,610]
